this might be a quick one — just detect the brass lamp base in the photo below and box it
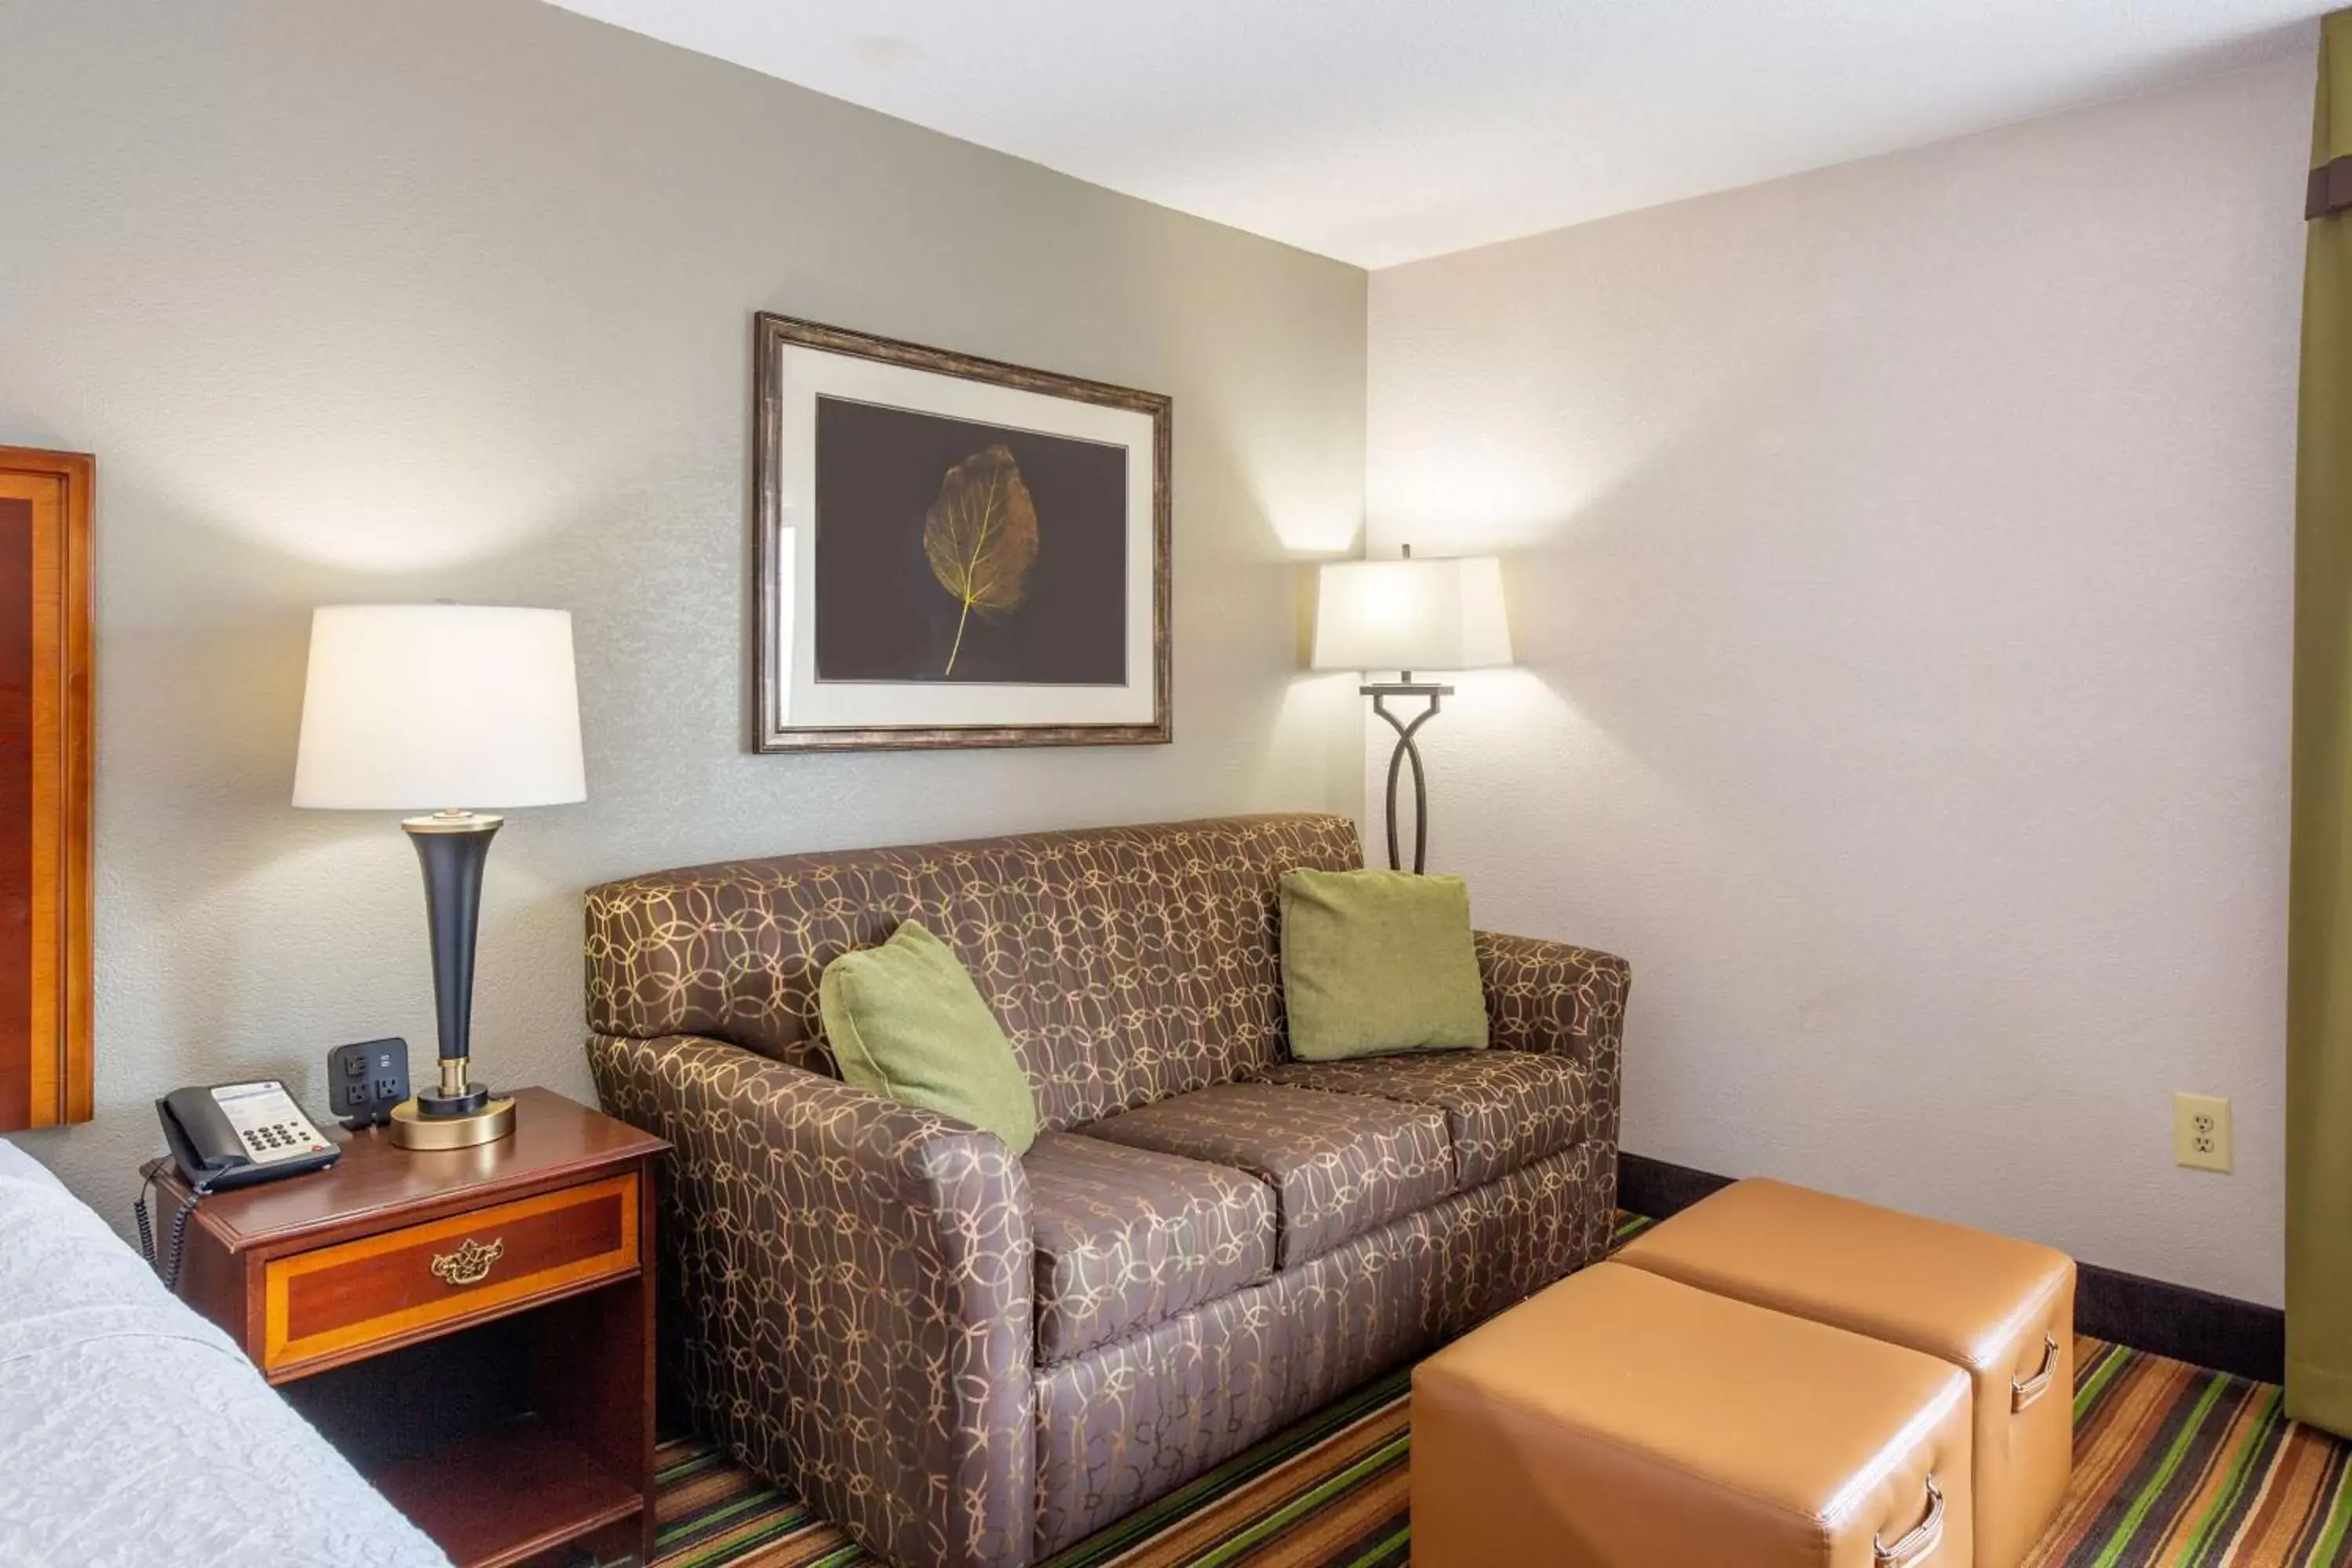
[389,1094,517,1150]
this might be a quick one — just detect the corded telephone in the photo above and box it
[136,1081,340,1291]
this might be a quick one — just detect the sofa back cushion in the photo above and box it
[584,812,1362,1131]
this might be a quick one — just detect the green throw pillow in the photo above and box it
[1279,868,1490,1062]
[818,919,1038,1154]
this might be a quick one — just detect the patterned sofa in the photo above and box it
[583,813,1628,1568]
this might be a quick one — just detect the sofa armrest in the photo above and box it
[589,1032,1034,1568]
[1474,931,1629,1144]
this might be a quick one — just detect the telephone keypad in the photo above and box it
[214,1081,333,1162]
[242,1120,318,1159]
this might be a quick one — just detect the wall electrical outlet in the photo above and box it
[2174,1092,2233,1174]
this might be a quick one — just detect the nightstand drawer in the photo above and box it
[262,1172,639,1375]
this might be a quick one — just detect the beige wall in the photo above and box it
[0,1,1367,1225]
[1368,56,2307,1303]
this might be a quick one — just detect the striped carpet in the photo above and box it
[652,1219,2352,1567]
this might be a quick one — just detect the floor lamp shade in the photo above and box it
[1310,556,1512,675]
[292,604,586,1149]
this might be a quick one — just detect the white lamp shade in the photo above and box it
[1310,555,1512,673]
[292,604,587,811]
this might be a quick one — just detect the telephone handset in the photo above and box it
[137,1081,340,1292]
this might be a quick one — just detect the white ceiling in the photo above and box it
[547,0,2319,268]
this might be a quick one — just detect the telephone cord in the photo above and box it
[132,1162,204,1295]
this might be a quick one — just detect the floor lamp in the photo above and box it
[1311,547,1512,873]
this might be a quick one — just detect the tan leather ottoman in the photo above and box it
[1616,1179,2074,1568]
[1413,1261,1970,1568]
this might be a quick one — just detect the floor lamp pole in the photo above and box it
[1364,678,1454,873]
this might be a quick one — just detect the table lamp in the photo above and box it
[1311,546,1512,873]
[292,604,586,1149]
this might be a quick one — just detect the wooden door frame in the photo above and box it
[0,446,92,1130]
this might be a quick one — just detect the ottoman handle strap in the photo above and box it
[1874,1473,1944,1567]
[2012,1332,2062,1412]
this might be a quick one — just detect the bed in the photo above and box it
[0,1137,452,1568]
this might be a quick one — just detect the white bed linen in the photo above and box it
[0,1138,452,1568]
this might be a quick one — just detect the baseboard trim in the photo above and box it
[1617,1152,1736,1221]
[1616,1151,2285,1385]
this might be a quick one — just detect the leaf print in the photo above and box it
[923,443,1040,677]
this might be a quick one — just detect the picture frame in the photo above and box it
[0,446,92,1133]
[753,312,1171,752]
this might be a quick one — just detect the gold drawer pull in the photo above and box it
[1875,1473,1944,1567]
[429,1236,506,1287]
[2013,1332,2061,1411]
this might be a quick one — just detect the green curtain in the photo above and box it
[2291,9,2352,1439]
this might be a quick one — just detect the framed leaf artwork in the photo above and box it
[753,313,1171,751]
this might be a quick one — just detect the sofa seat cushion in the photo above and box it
[1255,1048,1593,1190]
[1076,1083,1454,1268]
[1024,1131,1277,1363]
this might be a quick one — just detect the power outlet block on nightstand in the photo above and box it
[328,1037,410,1130]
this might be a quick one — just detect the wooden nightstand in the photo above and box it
[158,1086,668,1568]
